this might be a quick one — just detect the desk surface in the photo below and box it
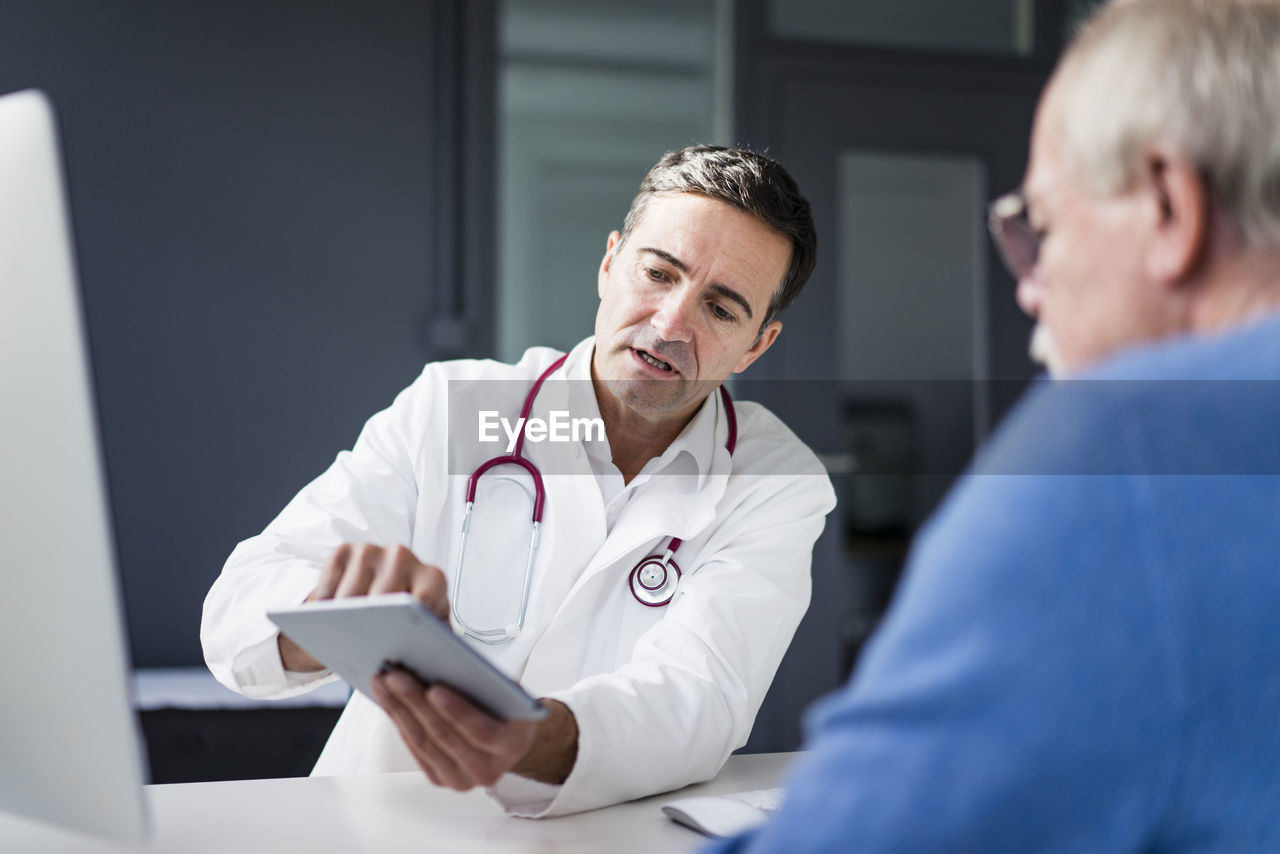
[1,752,793,853]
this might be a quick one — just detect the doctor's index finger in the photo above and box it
[333,543,384,598]
[367,544,430,594]
[311,543,354,600]
[428,685,533,757]
[372,672,456,788]
[409,563,449,621]
[412,685,517,787]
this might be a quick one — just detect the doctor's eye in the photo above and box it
[709,302,738,324]
[645,266,671,283]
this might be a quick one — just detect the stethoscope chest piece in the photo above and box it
[628,555,681,607]
[456,354,736,639]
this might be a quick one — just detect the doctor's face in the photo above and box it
[592,192,789,424]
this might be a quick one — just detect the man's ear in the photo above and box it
[733,320,782,374]
[1143,144,1209,286]
[598,230,621,299]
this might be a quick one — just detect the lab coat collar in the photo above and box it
[563,337,725,491]
[525,338,733,597]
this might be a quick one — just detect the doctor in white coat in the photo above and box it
[201,145,836,817]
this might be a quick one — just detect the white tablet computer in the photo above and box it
[267,593,547,721]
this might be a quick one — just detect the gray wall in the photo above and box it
[496,0,722,361]
[0,1,460,665]
[1,3,1064,751]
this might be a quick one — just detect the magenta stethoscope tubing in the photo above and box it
[451,354,566,644]
[451,353,736,644]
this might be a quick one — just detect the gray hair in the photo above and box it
[616,145,817,331]
[1056,0,1280,251]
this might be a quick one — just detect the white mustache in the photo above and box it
[1029,324,1064,377]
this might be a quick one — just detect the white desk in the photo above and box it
[0,752,794,853]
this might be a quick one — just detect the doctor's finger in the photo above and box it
[373,673,463,788]
[311,543,354,600]
[333,543,384,598]
[371,683,439,787]
[367,544,418,595]
[367,545,436,602]
[420,688,529,784]
[401,688,507,787]
[429,685,534,757]
[408,564,449,622]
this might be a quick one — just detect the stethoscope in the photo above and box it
[450,353,738,645]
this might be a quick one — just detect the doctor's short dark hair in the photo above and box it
[617,144,817,331]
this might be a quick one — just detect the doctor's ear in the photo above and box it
[600,231,622,273]
[599,231,622,298]
[733,320,782,374]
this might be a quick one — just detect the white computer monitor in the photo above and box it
[0,88,150,843]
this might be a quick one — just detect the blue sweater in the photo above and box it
[708,315,1280,853]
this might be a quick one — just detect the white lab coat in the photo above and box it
[201,337,835,816]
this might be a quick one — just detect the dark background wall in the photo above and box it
[0,1,475,666]
[2,1,1066,745]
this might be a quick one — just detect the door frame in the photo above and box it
[728,0,1063,751]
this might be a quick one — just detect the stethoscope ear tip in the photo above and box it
[504,623,522,639]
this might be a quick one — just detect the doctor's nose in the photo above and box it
[650,290,696,343]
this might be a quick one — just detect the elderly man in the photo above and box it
[707,1,1280,851]
[202,145,835,817]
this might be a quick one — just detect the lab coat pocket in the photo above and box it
[610,540,692,666]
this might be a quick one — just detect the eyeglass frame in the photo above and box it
[987,189,1040,281]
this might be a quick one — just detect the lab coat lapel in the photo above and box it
[522,463,605,633]
[587,477,716,569]
[520,434,735,692]
[512,375,608,653]
[582,391,734,574]
[519,463,731,690]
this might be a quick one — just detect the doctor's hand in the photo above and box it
[372,669,579,790]
[278,543,449,672]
